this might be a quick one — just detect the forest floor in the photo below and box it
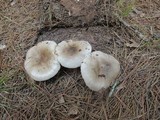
[0,0,160,119]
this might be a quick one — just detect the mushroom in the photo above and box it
[24,41,60,81]
[56,40,92,68]
[81,51,120,91]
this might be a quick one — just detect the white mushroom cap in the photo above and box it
[56,40,92,68]
[81,51,120,91]
[24,41,60,81]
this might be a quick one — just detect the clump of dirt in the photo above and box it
[60,0,97,20]
[40,0,110,27]
[38,27,115,51]
[61,0,97,15]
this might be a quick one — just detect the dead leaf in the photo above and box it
[115,83,126,95]
[0,44,6,50]
[58,95,65,104]
[133,8,145,17]
[126,39,139,48]
[68,106,79,116]
[152,39,160,48]
[60,0,83,16]
[10,0,17,6]
[0,44,6,66]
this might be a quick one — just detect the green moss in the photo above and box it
[117,0,135,17]
[0,75,9,92]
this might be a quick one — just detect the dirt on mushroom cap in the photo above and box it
[62,43,80,57]
[59,40,90,57]
[24,41,60,81]
[56,40,92,68]
[30,46,54,68]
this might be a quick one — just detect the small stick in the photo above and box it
[114,13,149,41]
[102,101,108,120]
[109,80,119,97]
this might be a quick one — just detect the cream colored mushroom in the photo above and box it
[24,41,60,81]
[56,40,92,68]
[81,51,120,91]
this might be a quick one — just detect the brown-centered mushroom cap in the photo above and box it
[24,41,60,81]
[56,40,92,68]
[81,51,120,91]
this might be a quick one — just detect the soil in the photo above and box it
[38,27,115,50]
[40,0,113,27]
